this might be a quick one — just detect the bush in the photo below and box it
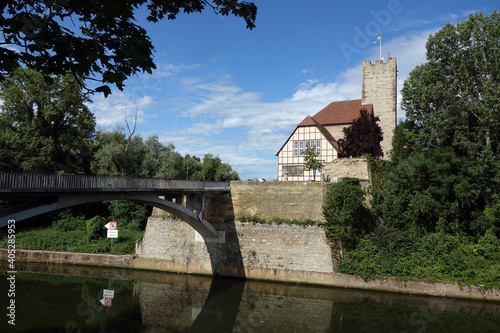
[338,259,356,274]
[86,215,107,241]
[341,227,500,288]
[322,178,373,259]
[52,211,86,231]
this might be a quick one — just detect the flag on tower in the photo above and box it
[372,33,382,60]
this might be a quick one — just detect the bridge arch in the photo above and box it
[0,193,219,238]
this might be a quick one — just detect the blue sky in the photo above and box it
[89,0,498,181]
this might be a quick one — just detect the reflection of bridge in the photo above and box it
[0,172,230,238]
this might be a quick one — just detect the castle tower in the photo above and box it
[361,57,397,159]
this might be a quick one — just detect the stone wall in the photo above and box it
[228,181,327,221]
[135,180,361,280]
[135,218,334,277]
[322,157,370,184]
[0,248,133,268]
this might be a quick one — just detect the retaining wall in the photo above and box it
[135,218,333,276]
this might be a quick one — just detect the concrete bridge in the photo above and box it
[0,172,230,238]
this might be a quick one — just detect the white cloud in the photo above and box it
[90,90,154,128]
[155,63,201,78]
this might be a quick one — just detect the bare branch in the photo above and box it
[124,108,138,152]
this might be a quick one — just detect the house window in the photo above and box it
[283,166,303,176]
[294,140,321,156]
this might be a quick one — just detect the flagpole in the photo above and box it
[372,33,382,60]
[380,33,382,60]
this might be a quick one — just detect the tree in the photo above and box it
[303,142,323,181]
[401,11,500,159]
[0,67,95,173]
[200,153,239,181]
[389,120,418,164]
[215,162,240,181]
[0,0,257,96]
[322,178,371,259]
[91,130,144,176]
[92,131,184,178]
[141,136,183,178]
[183,154,202,180]
[339,108,383,158]
[393,11,500,236]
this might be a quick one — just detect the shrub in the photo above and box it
[52,212,86,232]
[86,215,107,241]
[322,178,373,259]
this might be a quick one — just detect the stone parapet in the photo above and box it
[322,157,370,183]
[228,181,327,222]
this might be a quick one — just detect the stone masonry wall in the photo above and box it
[136,217,334,277]
[228,181,327,222]
[322,157,370,184]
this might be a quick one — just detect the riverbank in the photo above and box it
[2,248,500,302]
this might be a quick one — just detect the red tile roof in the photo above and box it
[304,99,373,126]
[298,115,316,126]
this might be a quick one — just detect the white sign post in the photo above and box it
[105,222,118,251]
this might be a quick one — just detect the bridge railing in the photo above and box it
[0,172,229,191]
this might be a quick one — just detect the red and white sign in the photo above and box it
[198,210,205,222]
[105,222,117,230]
[100,297,113,307]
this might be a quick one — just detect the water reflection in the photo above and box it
[1,261,500,332]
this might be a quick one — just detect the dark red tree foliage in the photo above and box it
[339,108,383,158]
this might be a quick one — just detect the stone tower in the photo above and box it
[361,57,397,159]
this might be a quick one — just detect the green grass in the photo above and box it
[0,226,144,254]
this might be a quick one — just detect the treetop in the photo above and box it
[0,0,257,96]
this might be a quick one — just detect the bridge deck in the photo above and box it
[0,172,230,195]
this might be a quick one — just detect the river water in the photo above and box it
[1,261,500,333]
